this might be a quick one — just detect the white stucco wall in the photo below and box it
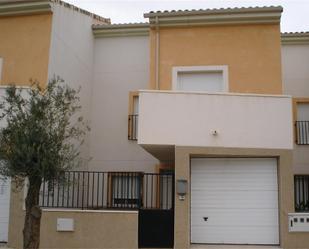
[282,43,309,173]
[47,3,96,166]
[139,91,293,150]
[90,36,158,172]
[282,44,309,97]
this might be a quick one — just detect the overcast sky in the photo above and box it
[65,0,308,32]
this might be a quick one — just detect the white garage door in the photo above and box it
[0,178,10,242]
[191,158,279,245]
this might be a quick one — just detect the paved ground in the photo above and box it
[191,245,282,249]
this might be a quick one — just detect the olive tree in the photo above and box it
[0,78,88,249]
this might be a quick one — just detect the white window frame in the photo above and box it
[172,65,229,92]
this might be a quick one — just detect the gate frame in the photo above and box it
[138,172,175,248]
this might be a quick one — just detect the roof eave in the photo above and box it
[145,7,283,28]
[92,23,149,38]
[281,33,309,45]
[0,0,52,17]
[144,6,283,18]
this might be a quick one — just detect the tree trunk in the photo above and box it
[23,176,42,249]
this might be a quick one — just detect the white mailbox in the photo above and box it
[57,218,74,232]
[288,213,309,232]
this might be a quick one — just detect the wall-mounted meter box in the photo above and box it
[57,218,74,232]
[176,179,187,195]
[288,213,309,232]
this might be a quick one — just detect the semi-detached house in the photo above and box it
[0,0,309,248]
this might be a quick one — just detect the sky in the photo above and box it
[64,0,309,32]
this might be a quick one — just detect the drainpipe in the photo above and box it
[155,16,160,90]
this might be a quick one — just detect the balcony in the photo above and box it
[295,121,309,145]
[138,90,293,160]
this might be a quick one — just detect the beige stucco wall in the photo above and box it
[0,14,52,86]
[149,24,282,94]
[39,210,138,249]
[174,146,309,249]
[8,186,138,249]
[7,184,24,249]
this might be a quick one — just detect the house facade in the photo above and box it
[0,0,309,248]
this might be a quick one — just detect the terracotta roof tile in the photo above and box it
[144,6,283,17]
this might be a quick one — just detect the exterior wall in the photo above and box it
[173,146,308,249]
[282,44,309,98]
[47,3,98,165]
[139,91,293,150]
[6,5,100,247]
[7,9,158,249]
[292,146,309,174]
[0,14,52,86]
[40,210,138,249]
[8,188,138,249]
[91,35,158,172]
[282,43,309,174]
[7,184,24,249]
[149,24,283,94]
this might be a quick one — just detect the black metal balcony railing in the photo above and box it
[39,171,174,210]
[295,121,309,145]
[128,114,138,140]
[295,175,309,212]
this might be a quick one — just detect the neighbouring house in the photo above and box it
[0,0,309,248]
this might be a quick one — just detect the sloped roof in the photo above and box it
[92,23,149,37]
[0,0,110,23]
[144,6,283,17]
[144,6,283,27]
[281,32,309,44]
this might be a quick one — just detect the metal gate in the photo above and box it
[138,172,175,248]
[38,171,175,247]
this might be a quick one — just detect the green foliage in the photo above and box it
[0,78,89,186]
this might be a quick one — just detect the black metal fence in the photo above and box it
[128,114,138,140]
[39,171,174,210]
[295,175,309,212]
[296,121,309,145]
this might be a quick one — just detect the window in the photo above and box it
[294,175,309,212]
[296,102,309,145]
[110,172,142,208]
[172,66,228,92]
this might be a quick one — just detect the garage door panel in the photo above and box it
[191,209,279,226]
[192,226,279,244]
[191,190,278,208]
[191,167,277,175]
[192,157,276,166]
[191,158,279,245]
[191,179,278,190]
[192,166,277,191]
[0,178,10,242]
[191,180,277,190]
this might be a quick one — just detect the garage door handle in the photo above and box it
[203,217,208,221]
